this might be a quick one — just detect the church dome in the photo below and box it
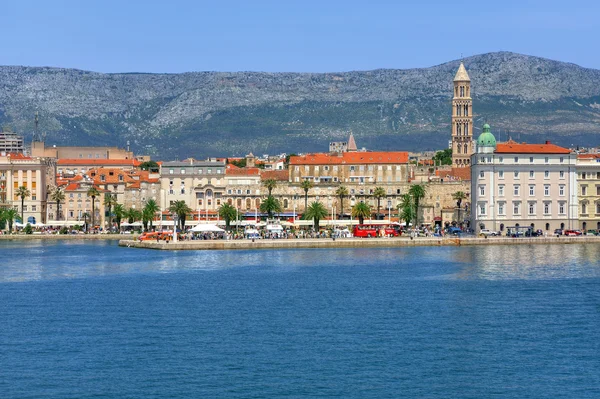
[477,124,496,147]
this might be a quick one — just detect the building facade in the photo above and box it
[576,154,600,231]
[0,128,25,155]
[471,124,577,234]
[451,63,474,168]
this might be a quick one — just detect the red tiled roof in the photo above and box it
[87,168,136,185]
[495,140,570,154]
[226,167,260,176]
[6,153,32,160]
[446,167,471,181]
[58,158,141,166]
[261,170,289,181]
[577,153,600,159]
[289,151,409,165]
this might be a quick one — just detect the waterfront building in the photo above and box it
[0,153,56,224]
[61,179,106,228]
[575,154,600,232]
[470,124,577,234]
[451,63,474,168]
[0,127,25,155]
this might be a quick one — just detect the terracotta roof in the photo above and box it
[577,154,600,159]
[290,151,409,165]
[495,140,570,154]
[445,167,471,181]
[87,168,136,185]
[6,153,32,160]
[226,167,261,176]
[261,170,289,181]
[57,158,141,166]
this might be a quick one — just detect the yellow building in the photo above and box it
[576,154,600,232]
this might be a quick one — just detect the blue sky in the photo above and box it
[4,0,599,73]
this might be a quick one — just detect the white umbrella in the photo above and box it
[190,224,225,233]
[129,221,143,227]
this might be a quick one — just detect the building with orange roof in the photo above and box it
[0,153,56,226]
[471,124,578,235]
[57,158,141,174]
[59,179,106,228]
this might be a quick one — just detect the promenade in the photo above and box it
[118,235,600,250]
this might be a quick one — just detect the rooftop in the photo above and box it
[290,151,409,165]
[495,140,571,154]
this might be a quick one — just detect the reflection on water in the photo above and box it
[1,240,600,283]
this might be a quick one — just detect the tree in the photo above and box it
[113,203,125,230]
[300,179,314,211]
[433,148,452,166]
[15,186,30,224]
[87,187,100,228]
[50,187,65,221]
[3,208,19,233]
[452,191,468,225]
[303,201,328,230]
[104,193,118,228]
[262,178,277,196]
[409,184,427,227]
[169,200,192,231]
[260,195,282,219]
[373,187,386,219]
[125,208,142,224]
[218,203,237,230]
[139,160,159,172]
[397,193,415,228]
[81,212,90,232]
[352,202,371,225]
[143,199,160,230]
[336,186,349,218]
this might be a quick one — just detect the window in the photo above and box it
[559,185,565,196]
[544,185,550,196]
[479,204,486,215]
[169,189,174,195]
[560,157,564,163]
[513,202,520,215]
[597,203,600,214]
[169,169,173,174]
[32,205,37,212]
[514,171,519,179]
[119,175,123,182]
[597,186,600,196]
[324,166,329,171]
[582,185,587,196]
[479,171,484,178]
[529,157,534,163]
[559,171,565,179]
[181,169,186,174]
[498,203,505,215]
[514,157,519,163]
[529,203,535,215]
[100,175,105,182]
[498,185,504,196]
[582,203,587,214]
[582,172,587,179]
[499,156,503,163]
[544,203,550,214]
[198,169,203,174]
[514,185,520,196]
[499,170,504,179]
[529,171,534,178]
[545,157,549,164]
[544,171,549,179]
[350,166,355,171]
[180,188,185,194]
[529,185,535,196]
[479,185,485,196]
[559,203,565,214]
[207,169,212,174]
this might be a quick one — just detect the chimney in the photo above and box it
[545,140,551,144]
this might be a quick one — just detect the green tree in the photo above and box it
[260,195,282,219]
[143,199,160,230]
[373,186,386,219]
[50,187,65,221]
[397,193,415,228]
[3,208,19,233]
[24,223,33,234]
[352,202,371,225]
[15,185,30,224]
[218,203,237,230]
[433,148,452,166]
[169,200,192,231]
[81,212,90,232]
[113,203,125,230]
[86,187,100,228]
[336,186,349,218]
[409,184,427,227]
[300,179,314,211]
[452,191,468,224]
[104,193,118,228]
[262,178,277,196]
[228,158,247,168]
[125,208,143,224]
[139,160,159,172]
[303,201,328,230]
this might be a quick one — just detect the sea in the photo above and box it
[1,240,599,398]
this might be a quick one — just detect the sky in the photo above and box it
[3,0,599,73]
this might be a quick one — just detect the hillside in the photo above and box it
[1,51,600,158]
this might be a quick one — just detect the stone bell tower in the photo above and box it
[451,62,473,167]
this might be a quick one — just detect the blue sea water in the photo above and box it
[1,240,600,398]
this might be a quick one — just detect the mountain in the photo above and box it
[1,51,600,159]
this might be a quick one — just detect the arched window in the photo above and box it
[456,105,460,116]
[464,144,468,154]
[457,124,461,136]
[560,222,565,230]
[246,199,251,209]
[255,198,260,208]
[583,222,587,231]
[283,199,289,208]
[457,145,461,154]
[500,223,505,231]
[237,199,242,208]
[206,189,213,198]
[227,199,233,205]
[545,223,550,231]
[516,223,520,227]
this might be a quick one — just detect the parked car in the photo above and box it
[525,229,543,237]
[446,227,463,235]
[554,229,563,236]
[479,229,499,237]
[585,229,598,236]
[564,229,583,236]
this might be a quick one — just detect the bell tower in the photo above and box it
[451,62,473,167]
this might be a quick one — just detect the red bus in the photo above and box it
[352,224,401,238]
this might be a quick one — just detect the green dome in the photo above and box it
[477,124,496,147]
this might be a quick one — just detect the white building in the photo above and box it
[471,124,577,234]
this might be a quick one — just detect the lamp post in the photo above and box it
[388,202,391,223]
[172,212,178,243]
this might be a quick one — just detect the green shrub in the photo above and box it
[24,223,33,234]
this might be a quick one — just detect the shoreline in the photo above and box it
[0,234,136,240]
[118,236,600,250]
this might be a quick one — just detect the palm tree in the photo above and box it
[4,208,19,233]
[125,208,142,224]
[218,203,237,230]
[409,183,427,228]
[352,202,371,225]
[303,201,328,230]
[113,203,125,230]
[86,187,100,228]
[169,200,192,231]
[335,186,349,218]
[104,193,118,228]
[262,178,277,196]
[397,193,415,228]
[15,186,30,224]
[143,199,160,230]
[81,212,91,232]
[452,191,468,225]
[300,179,314,211]
[50,187,65,221]
[260,195,282,219]
[142,208,153,231]
[373,186,386,219]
